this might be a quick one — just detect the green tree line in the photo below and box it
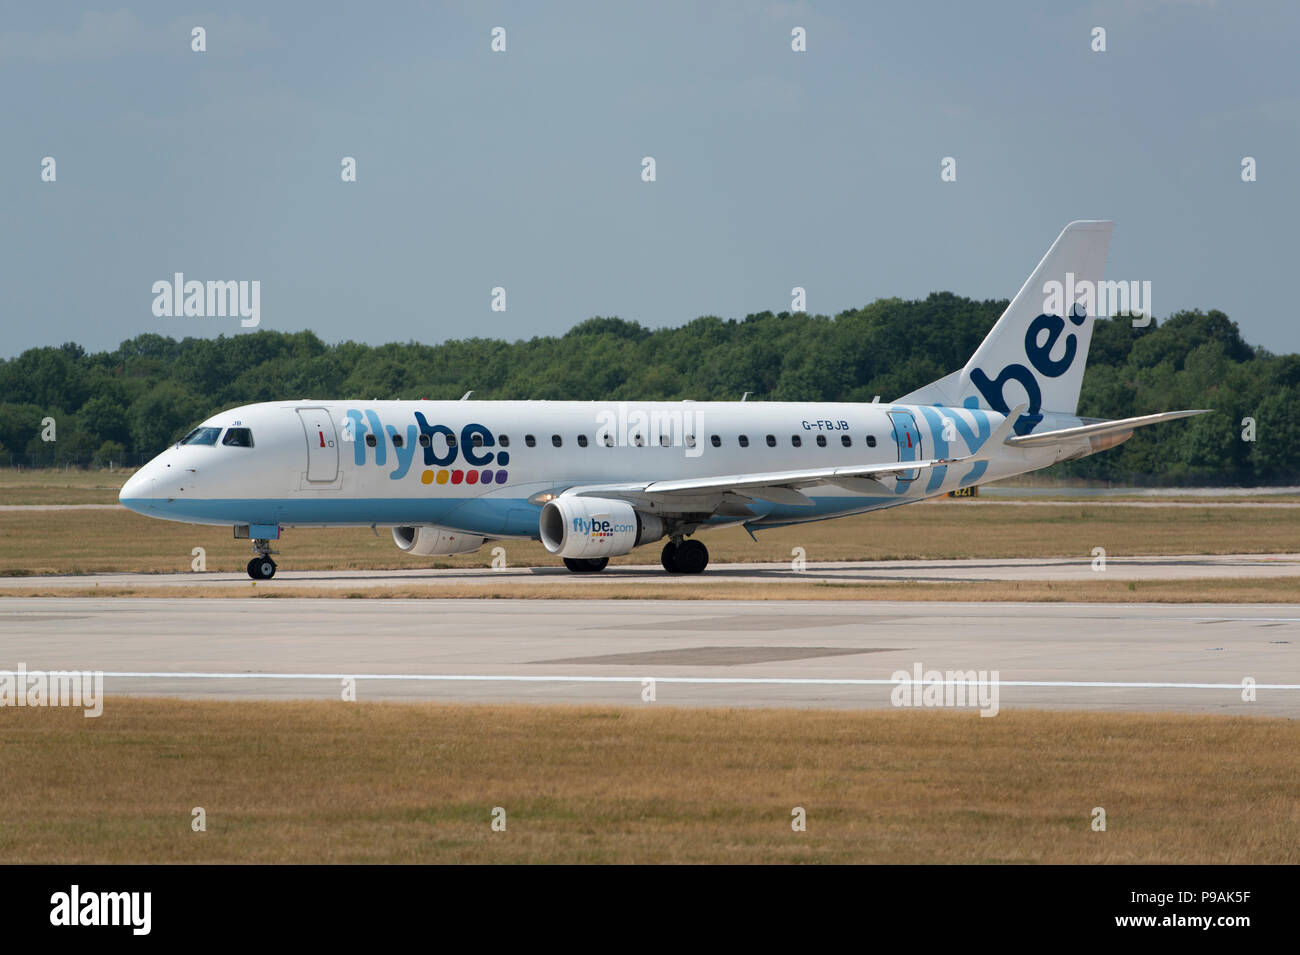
[1,294,1296,482]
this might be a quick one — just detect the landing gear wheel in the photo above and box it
[563,557,609,573]
[675,539,709,575]
[247,557,276,580]
[660,541,680,573]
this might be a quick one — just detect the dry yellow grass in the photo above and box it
[3,576,1298,602]
[3,501,1299,577]
[0,467,128,505]
[0,699,1294,864]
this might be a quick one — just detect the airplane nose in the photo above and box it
[118,469,156,512]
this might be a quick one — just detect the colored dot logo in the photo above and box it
[422,469,507,486]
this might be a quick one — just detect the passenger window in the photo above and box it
[365,434,377,447]
[765,435,776,447]
[738,435,749,448]
[816,435,827,447]
[222,427,254,448]
[685,434,696,449]
[632,433,644,447]
[551,434,562,447]
[577,434,589,447]
[499,435,510,448]
[710,435,721,447]
[659,433,671,447]
[391,433,403,448]
[841,435,852,448]
[472,434,484,448]
[601,433,615,447]
[525,435,536,447]
[791,435,801,447]
[418,434,431,448]
[866,435,877,447]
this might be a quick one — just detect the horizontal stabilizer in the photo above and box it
[1004,409,1210,448]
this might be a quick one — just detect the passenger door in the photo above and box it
[888,411,922,483]
[297,408,339,482]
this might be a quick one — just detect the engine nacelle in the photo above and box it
[392,525,485,556]
[539,496,665,559]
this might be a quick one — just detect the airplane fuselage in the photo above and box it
[119,398,1072,537]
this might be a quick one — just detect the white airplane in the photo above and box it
[120,221,1204,579]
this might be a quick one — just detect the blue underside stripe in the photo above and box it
[120,494,907,536]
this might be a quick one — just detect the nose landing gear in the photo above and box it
[246,539,277,579]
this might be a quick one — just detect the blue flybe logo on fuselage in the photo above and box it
[343,409,510,485]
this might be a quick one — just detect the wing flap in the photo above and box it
[742,485,815,506]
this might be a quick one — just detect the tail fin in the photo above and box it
[898,220,1114,416]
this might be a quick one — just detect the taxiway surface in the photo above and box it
[1,598,1295,715]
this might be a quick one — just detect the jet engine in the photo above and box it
[539,496,665,559]
[392,525,485,556]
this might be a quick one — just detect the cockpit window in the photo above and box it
[222,427,254,448]
[180,427,221,446]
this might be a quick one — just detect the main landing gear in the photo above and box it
[661,538,708,575]
[246,539,277,580]
[558,538,710,575]
[563,557,609,573]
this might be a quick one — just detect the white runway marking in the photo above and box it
[5,670,1295,691]
[3,598,1294,712]
[1185,617,1300,623]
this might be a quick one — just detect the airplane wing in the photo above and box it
[1004,409,1210,448]
[565,405,1024,513]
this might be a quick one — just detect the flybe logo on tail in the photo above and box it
[969,304,1086,417]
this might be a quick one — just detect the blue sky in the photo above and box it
[3,0,1297,358]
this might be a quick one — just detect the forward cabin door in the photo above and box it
[888,411,922,483]
[297,408,339,482]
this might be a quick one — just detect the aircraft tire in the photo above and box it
[563,557,608,573]
[675,539,709,575]
[660,541,680,573]
[247,557,276,580]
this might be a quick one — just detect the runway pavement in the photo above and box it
[0,598,1296,715]
[2,553,1297,590]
